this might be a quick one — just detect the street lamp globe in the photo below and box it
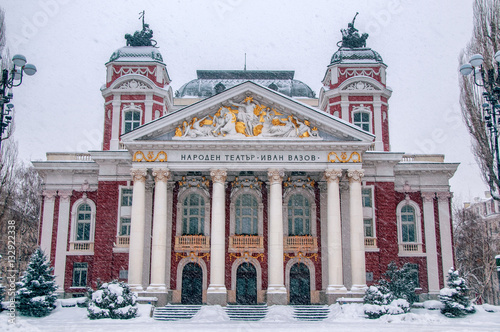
[12,54,27,67]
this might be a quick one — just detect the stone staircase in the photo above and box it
[225,304,268,321]
[292,305,330,321]
[153,304,202,321]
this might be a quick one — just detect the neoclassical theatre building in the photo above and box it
[34,21,458,306]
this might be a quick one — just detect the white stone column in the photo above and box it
[421,192,440,295]
[267,169,287,305]
[207,169,227,305]
[437,192,454,285]
[373,99,384,151]
[110,98,121,150]
[147,168,171,292]
[128,168,148,291]
[347,169,366,293]
[40,190,57,257]
[54,190,72,293]
[325,169,347,296]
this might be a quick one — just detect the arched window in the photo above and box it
[235,194,258,235]
[182,193,205,235]
[401,205,416,243]
[353,111,371,132]
[288,194,311,236]
[123,110,141,133]
[76,203,92,241]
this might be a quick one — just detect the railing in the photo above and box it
[364,237,377,248]
[400,243,422,253]
[228,235,264,253]
[401,154,445,163]
[70,242,94,252]
[174,235,210,252]
[46,152,92,161]
[115,236,130,247]
[284,236,318,253]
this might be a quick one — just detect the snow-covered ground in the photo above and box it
[1,301,500,332]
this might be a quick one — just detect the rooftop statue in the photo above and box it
[125,10,158,47]
[337,12,369,49]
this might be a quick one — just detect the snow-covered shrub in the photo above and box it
[439,268,475,318]
[363,299,410,319]
[87,281,138,319]
[364,285,394,306]
[15,248,58,317]
[380,262,418,305]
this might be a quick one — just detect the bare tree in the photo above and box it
[454,207,500,304]
[460,0,500,199]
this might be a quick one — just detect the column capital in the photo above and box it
[421,191,436,203]
[267,169,284,184]
[437,191,452,200]
[152,168,171,183]
[58,190,73,201]
[347,169,364,183]
[324,169,342,183]
[210,169,227,183]
[42,190,58,200]
[130,168,148,183]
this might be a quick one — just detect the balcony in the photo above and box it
[174,235,210,253]
[399,243,423,253]
[364,237,377,248]
[228,235,264,253]
[115,236,130,248]
[70,242,94,252]
[284,236,318,253]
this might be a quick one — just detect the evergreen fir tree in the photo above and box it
[440,268,476,318]
[381,262,418,304]
[15,248,58,317]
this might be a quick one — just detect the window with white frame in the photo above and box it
[362,188,372,207]
[396,200,422,253]
[119,217,131,236]
[288,194,311,236]
[182,193,205,235]
[364,218,374,237]
[235,194,258,235]
[72,262,88,287]
[76,204,92,241]
[353,111,371,132]
[121,188,133,206]
[401,205,416,243]
[123,110,141,134]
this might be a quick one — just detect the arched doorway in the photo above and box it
[289,263,310,305]
[236,262,257,304]
[181,262,203,304]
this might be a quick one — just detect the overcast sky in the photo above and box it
[1,0,487,204]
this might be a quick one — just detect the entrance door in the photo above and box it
[236,262,257,304]
[289,263,310,305]
[181,263,203,304]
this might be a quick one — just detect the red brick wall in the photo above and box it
[49,196,60,267]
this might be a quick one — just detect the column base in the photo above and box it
[349,284,367,294]
[146,284,167,292]
[129,284,144,292]
[207,284,227,305]
[267,285,287,305]
[326,285,348,293]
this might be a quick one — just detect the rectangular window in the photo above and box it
[121,188,133,206]
[364,218,374,237]
[407,263,420,288]
[72,262,88,287]
[362,188,372,207]
[119,217,131,236]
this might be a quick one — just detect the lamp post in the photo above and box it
[0,54,37,153]
[460,50,500,196]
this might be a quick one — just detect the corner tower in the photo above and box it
[319,14,392,151]
[101,20,173,150]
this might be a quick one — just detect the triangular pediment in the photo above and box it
[121,81,374,146]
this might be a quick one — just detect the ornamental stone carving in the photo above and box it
[131,168,148,182]
[174,96,320,139]
[324,169,343,183]
[267,169,285,184]
[210,169,227,183]
[42,190,58,200]
[347,169,364,183]
[58,190,73,201]
[152,168,171,182]
[344,81,378,91]
[421,192,436,203]
[436,192,452,200]
[118,79,152,90]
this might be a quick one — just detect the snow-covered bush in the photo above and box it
[439,269,475,318]
[87,281,138,319]
[364,299,410,319]
[15,248,58,317]
[364,285,394,306]
[380,262,418,305]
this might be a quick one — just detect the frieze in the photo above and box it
[117,79,152,90]
[328,151,361,163]
[174,96,320,139]
[344,81,379,91]
[133,151,167,162]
